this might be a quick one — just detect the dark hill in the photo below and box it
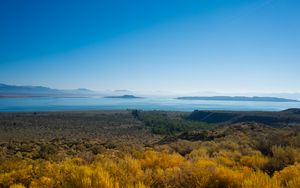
[281,108,300,114]
[186,108,300,127]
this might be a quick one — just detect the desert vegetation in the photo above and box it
[0,110,300,187]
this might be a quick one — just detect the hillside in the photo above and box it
[186,109,300,126]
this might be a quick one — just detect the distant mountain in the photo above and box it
[114,90,132,93]
[260,93,300,101]
[174,92,300,101]
[0,83,96,98]
[104,95,142,99]
[176,96,299,102]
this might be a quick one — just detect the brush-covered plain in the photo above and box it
[1,110,300,188]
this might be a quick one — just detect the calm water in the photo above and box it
[0,97,300,112]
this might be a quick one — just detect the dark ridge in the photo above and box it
[187,110,240,123]
[186,108,300,127]
[177,122,280,142]
[232,115,283,125]
[178,131,217,141]
[281,108,300,114]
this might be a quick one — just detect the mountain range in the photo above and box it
[0,83,96,98]
[176,96,299,102]
[1,83,300,102]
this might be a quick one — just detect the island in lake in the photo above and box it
[104,95,143,99]
[176,96,299,102]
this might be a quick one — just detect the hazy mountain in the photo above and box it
[176,96,299,102]
[0,83,96,98]
[260,93,300,101]
[114,90,132,93]
[174,91,300,100]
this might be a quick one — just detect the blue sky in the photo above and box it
[0,0,299,93]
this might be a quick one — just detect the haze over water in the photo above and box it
[1,97,300,112]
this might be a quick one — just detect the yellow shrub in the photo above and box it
[272,146,300,164]
[141,150,184,169]
[29,176,54,188]
[10,184,26,188]
[217,156,236,167]
[1,143,300,188]
[214,166,244,188]
[0,161,33,187]
[240,154,269,169]
[242,171,280,188]
[180,161,213,187]
[273,163,300,188]
[122,155,144,182]
[187,147,209,161]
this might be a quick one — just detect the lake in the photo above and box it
[1,97,300,112]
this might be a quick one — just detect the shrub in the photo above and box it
[240,154,269,170]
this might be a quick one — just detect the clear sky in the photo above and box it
[0,0,299,93]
